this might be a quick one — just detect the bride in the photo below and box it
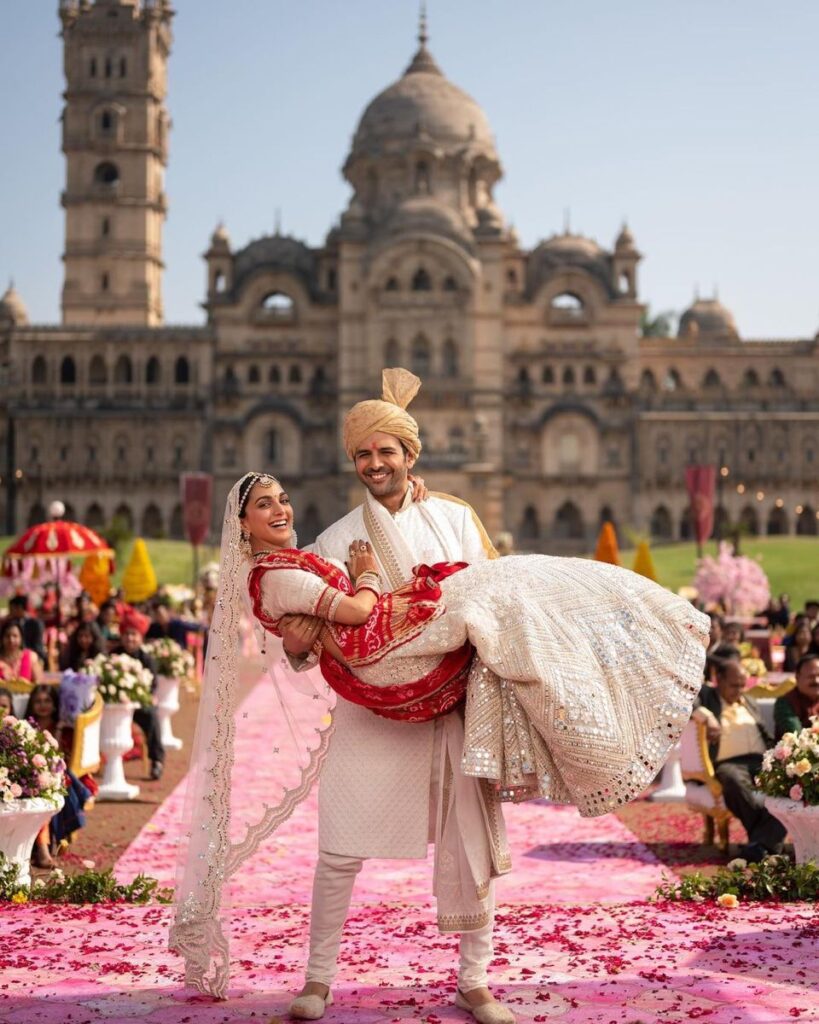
[171,470,709,999]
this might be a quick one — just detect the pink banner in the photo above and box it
[181,473,213,546]
[685,465,716,545]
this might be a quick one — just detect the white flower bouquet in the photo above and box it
[144,637,194,680]
[85,652,153,707]
[0,715,67,804]
[757,716,819,805]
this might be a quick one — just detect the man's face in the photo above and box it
[8,603,24,620]
[121,627,142,654]
[716,661,747,704]
[796,658,819,701]
[353,431,415,500]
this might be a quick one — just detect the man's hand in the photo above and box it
[279,614,322,658]
[692,707,721,743]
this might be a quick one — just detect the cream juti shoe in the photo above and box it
[455,989,516,1024]
[287,989,333,1020]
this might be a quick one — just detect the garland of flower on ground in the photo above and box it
[0,852,173,905]
[655,855,819,905]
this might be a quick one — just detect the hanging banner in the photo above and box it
[685,465,716,546]
[181,473,213,547]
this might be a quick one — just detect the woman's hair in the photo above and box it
[0,619,23,648]
[24,683,59,724]
[65,620,104,669]
[0,685,13,709]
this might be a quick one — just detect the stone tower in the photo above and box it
[59,0,173,326]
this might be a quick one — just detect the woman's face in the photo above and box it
[796,623,812,645]
[32,689,56,720]
[2,625,22,655]
[77,626,94,650]
[241,480,294,552]
[0,694,12,716]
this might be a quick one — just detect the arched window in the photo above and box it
[213,270,225,293]
[411,335,431,377]
[769,368,786,388]
[89,354,107,385]
[385,276,399,292]
[90,57,97,78]
[442,276,458,292]
[104,57,113,79]
[583,365,596,386]
[664,368,682,391]
[101,216,111,238]
[99,109,116,135]
[60,356,76,385]
[506,268,518,287]
[32,356,47,386]
[554,501,585,540]
[269,364,281,384]
[93,161,119,185]
[767,505,788,536]
[558,433,580,470]
[141,504,164,539]
[289,364,302,384]
[640,368,657,391]
[113,504,134,533]
[550,292,584,315]
[519,505,540,542]
[266,429,279,462]
[261,292,294,315]
[119,57,127,78]
[174,356,190,384]
[442,338,458,378]
[797,505,817,536]
[310,366,326,396]
[114,354,133,385]
[248,364,261,384]
[739,505,760,536]
[384,338,400,366]
[170,504,184,540]
[415,160,430,194]
[650,505,673,541]
[145,356,160,385]
[517,366,532,394]
[542,365,554,385]
[411,267,432,291]
[101,272,110,292]
[702,368,722,390]
[448,426,467,454]
[562,366,576,387]
[680,507,692,540]
[742,368,760,388]
[85,503,105,530]
[711,505,729,539]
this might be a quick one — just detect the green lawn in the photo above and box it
[1,533,817,611]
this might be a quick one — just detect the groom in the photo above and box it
[280,368,514,1024]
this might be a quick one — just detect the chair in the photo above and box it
[747,677,795,737]
[680,718,734,851]
[68,691,103,778]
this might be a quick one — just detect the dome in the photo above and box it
[382,196,473,249]
[526,233,615,300]
[0,283,29,326]
[232,234,318,297]
[349,36,496,161]
[210,222,230,249]
[540,233,606,260]
[678,297,739,341]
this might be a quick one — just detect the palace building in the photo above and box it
[2,0,818,549]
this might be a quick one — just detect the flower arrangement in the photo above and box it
[739,641,767,681]
[144,637,194,680]
[0,716,67,805]
[85,652,153,707]
[756,717,819,805]
[693,541,770,616]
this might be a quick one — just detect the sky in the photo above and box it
[1,0,818,339]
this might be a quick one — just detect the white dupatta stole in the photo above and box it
[362,491,510,932]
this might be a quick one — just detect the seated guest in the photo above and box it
[775,654,819,740]
[6,595,47,663]
[145,600,203,648]
[97,600,120,651]
[23,684,91,869]
[722,621,745,647]
[112,611,165,780]
[764,593,790,630]
[784,620,813,672]
[0,685,13,717]
[811,622,819,656]
[0,620,43,683]
[692,653,786,861]
[60,620,105,672]
[804,599,819,628]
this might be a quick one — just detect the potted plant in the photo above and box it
[757,716,819,864]
[144,638,194,751]
[85,652,153,802]
[0,714,67,887]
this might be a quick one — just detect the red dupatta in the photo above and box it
[248,550,472,723]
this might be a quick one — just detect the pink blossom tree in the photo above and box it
[693,542,771,615]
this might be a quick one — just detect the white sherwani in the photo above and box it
[310,488,494,859]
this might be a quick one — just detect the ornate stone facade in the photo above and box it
[1,1,817,549]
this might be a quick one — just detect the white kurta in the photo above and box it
[310,489,493,859]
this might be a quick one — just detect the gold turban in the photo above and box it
[343,367,422,461]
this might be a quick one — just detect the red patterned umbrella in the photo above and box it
[3,520,113,568]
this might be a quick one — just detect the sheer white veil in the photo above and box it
[169,473,334,998]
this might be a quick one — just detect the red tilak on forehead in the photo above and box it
[369,442,379,451]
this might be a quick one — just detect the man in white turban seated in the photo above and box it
[281,368,514,1024]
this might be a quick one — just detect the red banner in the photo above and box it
[181,473,213,547]
[685,465,716,546]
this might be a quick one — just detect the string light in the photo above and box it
[736,484,746,495]
[775,498,784,508]
[795,505,804,515]
[720,466,729,477]
[756,490,765,501]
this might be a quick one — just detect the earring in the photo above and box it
[239,532,252,557]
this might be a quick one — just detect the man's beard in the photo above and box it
[361,467,406,498]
